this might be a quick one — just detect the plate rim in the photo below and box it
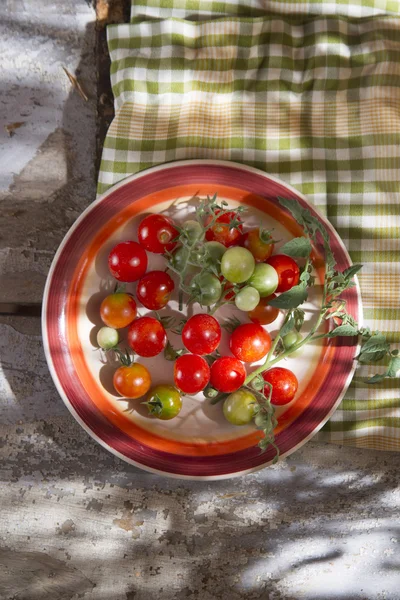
[42,159,363,480]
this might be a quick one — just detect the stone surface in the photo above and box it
[1,1,400,599]
[0,0,97,303]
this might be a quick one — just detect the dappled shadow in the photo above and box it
[1,2,400,600]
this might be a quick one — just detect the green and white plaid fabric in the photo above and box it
[130,0,400,21]
[98,3,400,450]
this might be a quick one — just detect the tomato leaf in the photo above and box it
[325,324,359,338]
[343,264,363,280]
[386,356,400,378]
[357,333,390,364]
[365,373,387,384]
[279,313,295,338]
[268,284,308,309]
[366,356,400,383]
[279,237,312,258]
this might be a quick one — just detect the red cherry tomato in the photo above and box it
[266,255,300,293]
[205,211,243,247]
[138,214,179,254]
[108,241,148,282]
[241,228,274,262]
[136,271,174,310]
[182,314,221,356]
[100,293,137,328]
[229,323,271,363]
[174,354,210,394]
[262,367,298,405]
[113,363,151,398]
[248,294,280,325]
[210,356,246,393]
[128,316,167,357]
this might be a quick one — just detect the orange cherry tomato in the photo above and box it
[248,294,279,325]
[100,292,137,329]
[241,228,274,262]
[113,363,151,398]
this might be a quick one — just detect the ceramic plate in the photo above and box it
[42,160,361,479]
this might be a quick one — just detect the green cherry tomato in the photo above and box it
[221,247,255,284]
[183,220,204,243]
[144,385,182,420]
[248,263,279,297]
[171,247,189,271]
[204,241,226,263]
[190,272,222,306]
[235,286,260,311]
[223,389,257,425]
[97,326,119,350]
[283,331,303,350]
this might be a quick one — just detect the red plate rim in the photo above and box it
[42,160,362,480]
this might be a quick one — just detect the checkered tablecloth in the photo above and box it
[98,0,400,450]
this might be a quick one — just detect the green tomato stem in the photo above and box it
[245,274,329,385]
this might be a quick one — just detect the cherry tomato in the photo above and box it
[242,228,274,262]
[144,385,182,420]
[182,314,221,355]
[230,323,271,363]
[113,363,151,398]
[283,331,302,350]
[97,327,119,349]
[138,214,178,254]
[136,271,174,310]
[182,220,203,243]
[100,292,137,329]
[108,241,148,282]
[128,316,167,357]
[266,255,300,293]
[248,294,280,325]
[174,354,210,394]
[262,367,298,405]
[223,389,256,425]
[221,247,255,284]
[205,211,243,247]
[235,286,260,312]
[190,272,222,306]
[248,264,279,297]
[210,356,246,393]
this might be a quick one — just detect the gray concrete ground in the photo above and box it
[0,1,399,599]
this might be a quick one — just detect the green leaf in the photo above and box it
[279,237,312,258]
[358,334,390,361]
[365,373,387,384]
[386,356,400,378]
[366,356,400,384]
[268,284,308,309]
[277,197,304,224]
[358,349,389,364]
[325,324,359,338]
[343,264,363,280]
[279,314,295,338]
